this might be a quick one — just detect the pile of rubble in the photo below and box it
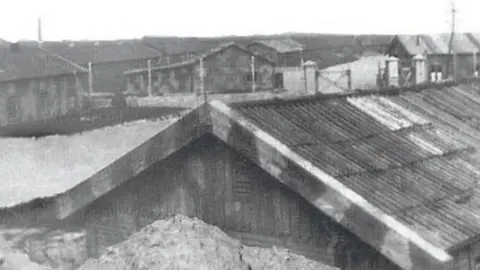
[79,215,336,270]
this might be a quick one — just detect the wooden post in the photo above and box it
[300,50,304,67]
[147,59,152,96]
[88,61,93,97]
[251,56,256,93]
[474,50,478,76]
[453,52,457,82]
[347,68,352,90]
[377,61,382,88]
[200,58,206,102]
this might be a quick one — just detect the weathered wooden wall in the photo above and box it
[126,46,274,95]
[450,241,480,270]
[387,38,479,81]
[92,58,162,93]
[194,46,274,93]
[0,73,86,127]
[84,134,400,269]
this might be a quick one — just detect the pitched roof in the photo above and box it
[142,36,226,56]
[51,86,466,269]
[250,38,306,53]
[393,33,480,55]
[0,44,87,82]
[21,39,163,65]
[354,35,394,46]
[49,81,480,270]
[125,42,275,75]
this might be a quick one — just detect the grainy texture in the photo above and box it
[54,82,480,270]
[0,73,86,127]
[83,134,399,269]
[125,43,275,94]
[54,104,211,220]
[247,40,305,67]
[79,215,337,270]
[387,34,480,81]
[212,100,452,270]
[0,119,173,209]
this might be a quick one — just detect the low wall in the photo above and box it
[127,90,313,108]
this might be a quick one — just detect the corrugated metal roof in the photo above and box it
[20,39,163,65]
[395,33,480,55]
[251,38,306,53]
[234,83,480,251]
[0,44,87,82]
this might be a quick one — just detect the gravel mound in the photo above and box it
[79,215,336,270]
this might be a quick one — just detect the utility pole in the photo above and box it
[88,61,93,98]
[147,59,152,96]
[251,56,256,93]
[200,58,207,103]
[445,0,456,80]
[37,16,43,48]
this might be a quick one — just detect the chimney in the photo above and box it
[10,42,20,53]
[37,17,43,48]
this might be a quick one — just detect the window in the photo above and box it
[430,64,443,82]
[6,96,19,121]
[245,71,261,83]
[430,65,442,73]
[274,72,284,89]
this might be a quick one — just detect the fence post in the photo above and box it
[88,61,93,99]
[386,56,399,87]
[251,56,256,93]
[347,67,352,90]
[147,59,152,97]
[302,60,318,94]
[474,50,478,77]
[413,54,427,84]
[200,58,206,102]
[453,52,457,82]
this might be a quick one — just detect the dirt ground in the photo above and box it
[1,215,339,269]
[79,215,337,270]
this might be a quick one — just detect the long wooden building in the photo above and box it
[125,42,275,95]
[0,42,88,131]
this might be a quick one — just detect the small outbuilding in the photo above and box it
[125,42,276,95]
[247,38,306,67]
[0,42,88,129]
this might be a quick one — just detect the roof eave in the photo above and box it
[208,100,454,270]
[54,103,210,219]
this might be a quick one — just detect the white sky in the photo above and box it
[0,0,478,41]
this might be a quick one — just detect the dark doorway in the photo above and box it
[274,72,284,89]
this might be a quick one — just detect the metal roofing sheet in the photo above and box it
[396,33,480,55]
[253,39,306,53]
[235,83,480,250]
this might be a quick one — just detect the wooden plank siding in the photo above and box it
[125,45,274,95]
[84,134,401,269]
[0,73,86,127]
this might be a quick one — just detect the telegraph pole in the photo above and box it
[445,0,456,80]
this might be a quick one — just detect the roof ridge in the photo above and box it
[231,78,480,108]
[38,46,88,72]
[125,42,274,75]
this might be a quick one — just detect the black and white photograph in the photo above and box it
[0,0,478,269]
